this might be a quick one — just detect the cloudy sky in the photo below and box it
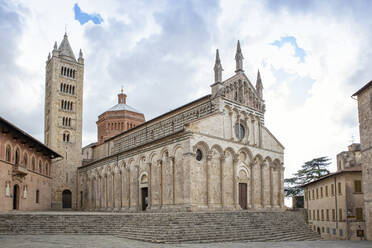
[1,0,371,181]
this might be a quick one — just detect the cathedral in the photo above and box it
[44,34,285,211]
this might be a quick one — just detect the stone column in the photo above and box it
[280,166,285,208]
[260,161,264,207]
[248,162,253,208]
[97,176,101,209]
[87,178,91,210]
[244,116,250,145]
[136,165,140,210]
[147,162,152,209]
[251,119,256,146]
[220,155,225,208]
[158,159,163,208]
[253,159,262,208]
[206,153,212,208]
[258,119,262,148]
[170,156,175,205]
[229,111,233,140]
[114,167,121,210]
[127,166,131,209]
[270,165,273,208]
[233,155,239,209]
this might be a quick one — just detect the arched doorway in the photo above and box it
[13,184,20,210]
[62,189,72,208]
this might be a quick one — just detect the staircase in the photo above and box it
[0,210,320,243]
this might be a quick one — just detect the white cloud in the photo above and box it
[1,0,371,187]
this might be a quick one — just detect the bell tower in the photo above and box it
[44,33,84,209]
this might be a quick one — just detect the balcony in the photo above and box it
[13,164,28,176]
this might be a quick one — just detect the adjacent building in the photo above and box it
[303,144,365,240]
[353,80,372,240]
[0,117,60,211]
[77,42,286,212]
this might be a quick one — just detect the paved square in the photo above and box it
[0,235,371,248]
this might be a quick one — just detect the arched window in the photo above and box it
[73,70,75,78]
[39,160,42,173]
[69,85,72,94]
[63,67,66,76]
[5,145,11,162]
[121,122,124,130]
[68,118,71,127]
[15,148,20,165]
[67,134,70,142]
[32,157,35,171]
[62,117,65,126]
[23,153,28,168]
[70,102,73,111]
[61,67,64,75]
[72,86,75,95]
[60,83,63,92]
[45,162,49,175]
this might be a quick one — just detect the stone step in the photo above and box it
[0,210,320,243]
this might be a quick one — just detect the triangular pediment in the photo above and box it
[216,72,265,112]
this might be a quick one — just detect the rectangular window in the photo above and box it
[332,209,336,221]
[331,184,334,196]
[36,190,39,204]
[320,187,323,198]
[333,228,336,235]
[309,210,311,220]
[316,188,319,199]
[339,229,343,236]
[327,227,330,234]
[338,182,342,195]
[321,210,324,221]
[326,209,329,221]
[317,210,320,221]
[313,210,315,220]
[356,208,363,221]
[355,180,362,193]
[325,186,328,197]
[312,189,315,200]
[339,208,342,221]
[322,227,325,233]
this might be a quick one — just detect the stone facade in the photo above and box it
[77,43,285,212]
[303,144,365,240]
[0,117,60,211]
[44,34,84,209]
[353,80,372,240]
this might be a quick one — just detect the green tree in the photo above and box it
[285,156,331,197]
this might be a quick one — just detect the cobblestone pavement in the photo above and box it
[0,235,371,248]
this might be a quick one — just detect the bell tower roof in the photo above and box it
[58,33,76,61]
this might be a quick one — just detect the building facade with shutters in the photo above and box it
[77,42,285,212]
[303,144,365,240]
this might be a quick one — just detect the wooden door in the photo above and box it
[62,190,72,208]
[239,183,247,209]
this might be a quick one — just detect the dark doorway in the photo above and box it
[141,187,148,211]
[13,185,19,210]
[239,183,247,209]
[62,189,72,208]
[317,227,321,235]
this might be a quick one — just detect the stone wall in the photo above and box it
[356,83,372,240]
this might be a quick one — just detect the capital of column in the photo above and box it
[220,155,226,162]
